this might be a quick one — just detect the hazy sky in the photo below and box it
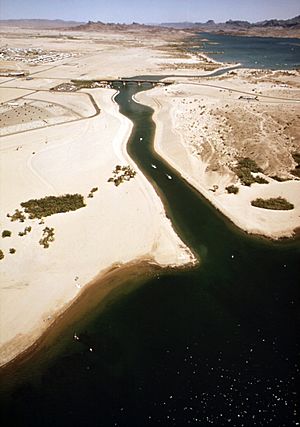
[1,0,299,23]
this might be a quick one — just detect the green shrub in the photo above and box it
[19,226,32,237]
[39,227,55,248]
[9,209,26,222]
[9,248,16,254]
[0,250,4,260]
[88,187,98,198]
[290,153,300,177]
[237,157,262,173]
[2,230,11,238]
[71,79,95,89]
[254,176,268,184]
[234,167,256,186]
[21,194,86,219]
[271,175,289,182]
[226,185,239,194]
[234,157,267,186]
[251,197,294,210]
[291,167,300,178]
[109,165,136,187]
[292,153,300,165]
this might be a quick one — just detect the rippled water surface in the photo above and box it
[192,32,300,69]
[0,78,299,427]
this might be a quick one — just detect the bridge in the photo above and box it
[100,79,173,87]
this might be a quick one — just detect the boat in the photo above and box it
[166,174,172,180]
[151,164,157,169]
[139,137,143,141]
[74,333,80,341]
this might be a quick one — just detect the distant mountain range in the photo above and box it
[0,19,175,33]
[68,21,175,32]
[0,19,84,28]
[161,15,300,30]
[0,16,299,35]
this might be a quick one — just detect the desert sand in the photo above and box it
[0,26,299,367]
[0,27,205,366]
[136,71,300,239]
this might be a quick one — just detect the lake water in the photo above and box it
[1,36,300,426]
[1,79,299,427]
[192,32,300,69]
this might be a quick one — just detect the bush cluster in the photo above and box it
[292,153,300,164]
[108,165,136,187]
[254,176,269,184]
[71,79,96,89]
[237,157,262,173]
[19,226,32,237]
[251,197,294,210]
[291,152,300,178]
[233,157,268,186]
[2,230,11,238]
[0,250,4,260]
[226,185,239,194]
[88,187,98,198]
[39,227,55,248]
[21,194,86,219]
[8,209,26,222]
[270,175,288,182]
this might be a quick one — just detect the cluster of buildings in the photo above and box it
[0,47,77,64]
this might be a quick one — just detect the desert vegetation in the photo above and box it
[2,230,12,238]
[234,157,268,186]
[0,249,4,260]
[20,194,86,219]
[88,187,98,198]
[270,175,289,182]
[18,226,32,237]
[9,248,16,254]
[108,165,136,186]
[39,227,55,248]
[51,80,109,92]
[8,209,26,222]
[226,185,239,194]
[251,197,294,210]
[291,153,300,178]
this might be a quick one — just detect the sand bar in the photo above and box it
[137,74,300,239]
[1,26,299,367]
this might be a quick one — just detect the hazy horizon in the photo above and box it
[1,0,299,24]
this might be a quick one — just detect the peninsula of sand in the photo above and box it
[136,68,300,239]
[1,25,299,367]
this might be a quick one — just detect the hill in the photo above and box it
[161,15,300,37]
[162,15,300,29]
[0,19,84,28]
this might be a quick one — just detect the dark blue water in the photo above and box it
[0,81,299,427]
[192,32,300,69]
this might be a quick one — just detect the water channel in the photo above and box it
[0,79,299,427]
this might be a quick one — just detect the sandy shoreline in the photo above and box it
[0,84,196,366]
[136,75,300,240]
[0,28,205,366]
[0,259,185,377]
[1,26,299,367]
